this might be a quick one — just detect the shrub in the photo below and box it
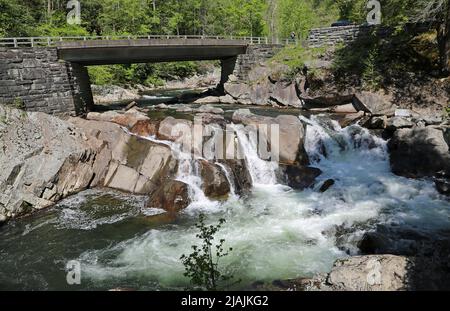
[180,214,237,291]
[12,97,25,110]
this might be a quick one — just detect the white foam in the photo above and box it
[76,115,450,289]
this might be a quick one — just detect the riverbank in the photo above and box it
[91,66,221,104]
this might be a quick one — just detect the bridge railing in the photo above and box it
[0,35,299,48]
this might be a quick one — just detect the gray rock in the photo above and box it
[270,81,303,107]
[104,135,176,194]
[91,85,138,103]
[176,106,193,113]
[422,115,443,126]
[232,110,309,165]
[194,113,225,126]
[87,109,150,129]
[224,82,251,100]
[0,106,111,222]
[388,127,450,177]
[352,92,397,116]
[155,103,169,109]
[395,109,412,117]
[147,180,190,213]
[386,117,414,130]
[222,159,253,195]
[283,166,322,190]
[303,255,411,291]
[199,160,230,200]
[319,179,335,192]
[193,96,221,105]
[157,117,192,142]
[196,104,224,114]
[367,116,387,129]
[219,94,237,105]
[124,101,138,111]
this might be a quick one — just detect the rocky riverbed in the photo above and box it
[1,90,449,290]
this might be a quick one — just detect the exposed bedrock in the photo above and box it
[0,105,110,222]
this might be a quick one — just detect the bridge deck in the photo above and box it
[56,38,249,65]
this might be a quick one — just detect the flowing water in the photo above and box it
[1,101,449,290]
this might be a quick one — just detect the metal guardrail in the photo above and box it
[0,35,299,48]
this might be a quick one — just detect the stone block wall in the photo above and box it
[234,44,283,80]
[307,25,378,47]
[0,48,78,115]
[307,23,432,48]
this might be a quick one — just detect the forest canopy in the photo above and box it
[2,1,447,82]
[0,0,341,39]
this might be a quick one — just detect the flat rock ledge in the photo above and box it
[253,255,413,291]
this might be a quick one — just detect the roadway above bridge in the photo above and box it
[56,38,249,65]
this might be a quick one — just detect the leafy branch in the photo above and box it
[180,214,238,291]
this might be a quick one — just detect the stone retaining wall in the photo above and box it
[307,23,432,48]
[0,48,85,115]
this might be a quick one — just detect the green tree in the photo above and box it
[276,0,339,39]
[334,0,450,73]
[0,0,36,37]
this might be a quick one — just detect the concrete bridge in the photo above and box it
[0,36,283,115]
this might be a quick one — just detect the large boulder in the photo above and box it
[232,110,309,166]
[386,117,414,130]
[232,109,272,125]
[87,108,150,129]
[157,117,192,142]
[282,166,322,190]
[92,85,138,103]
[72,117,177,195]
[198,160,230,200]
[435,171,450,196]
[193,96,221,105]
[303,94,354,110]
[352,92,397,116]
[194,113,226,126]
[302,255,411,291]
[388,127,450,178]
[130,119,159,137]
[147,180,190,213]
[248,80,272,106]
[224,82,252,100]
[221,159,253,195]
[275,115,309,165]
[270,81,303,107]
[219,95,237,105]
[0,106,110,223]
[196,104,224,114]
[104,135,176,194]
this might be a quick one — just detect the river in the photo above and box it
[0,91,449,291]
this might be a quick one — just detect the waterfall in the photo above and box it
[216,162,236,197]
[232,124,278,186]
[300,115,386,163]
[126,129,217,208]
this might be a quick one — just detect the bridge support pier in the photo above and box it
[217,56,238,95]
[67,63,94,115]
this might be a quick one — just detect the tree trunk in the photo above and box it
[47,0,52,19]
[437,1,450,74]
[267,0,278,43]
[444,1,450,73]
